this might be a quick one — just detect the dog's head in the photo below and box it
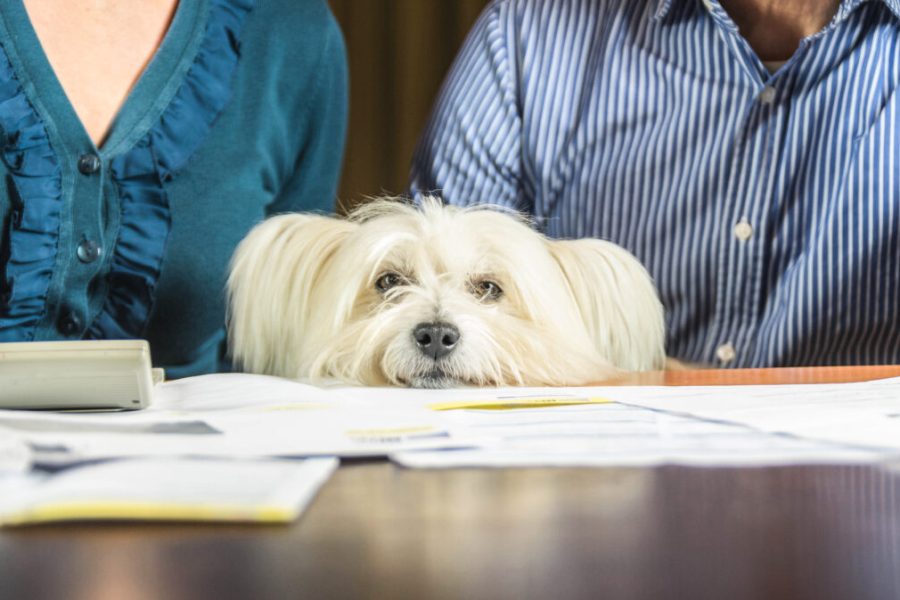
[227,198,665,387]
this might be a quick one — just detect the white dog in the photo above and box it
[227,198,665,388]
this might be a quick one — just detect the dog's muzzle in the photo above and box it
[413,321,460,360]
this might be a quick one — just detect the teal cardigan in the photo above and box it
[0,0,348,377]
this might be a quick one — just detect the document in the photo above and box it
[0,457,337,525]
[0,373,479,466]
[606,376,900,452]
[0,433,30,474]
[3,373,898,474]
[392,398,881,468]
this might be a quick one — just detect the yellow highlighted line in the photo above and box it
[428,397,613,411]
[1,502,294,525]
[345,425,438,437]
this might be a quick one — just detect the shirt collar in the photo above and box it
[847,0,900,21]
[885,0,900,19]
[654,0,900,22]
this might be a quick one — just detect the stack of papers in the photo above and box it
[0,458,336,525]
[2,373,899,525]
[609,376,900,451]
[393,400,881,468]
[0,373,475,466]
[336,383,898,468]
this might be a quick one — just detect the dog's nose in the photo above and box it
[413,322,460,360]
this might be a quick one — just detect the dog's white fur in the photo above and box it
[227,198,665,387]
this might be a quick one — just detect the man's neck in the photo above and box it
[719,0,842,61]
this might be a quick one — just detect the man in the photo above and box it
[411,0,899,368]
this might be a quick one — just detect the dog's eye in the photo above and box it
[471,279,503,301]
[375,272,405,293]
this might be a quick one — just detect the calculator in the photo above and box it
[0,340,156,410]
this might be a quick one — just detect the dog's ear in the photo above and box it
[227,213,356,376]
[547,238,666,371]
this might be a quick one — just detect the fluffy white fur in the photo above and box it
[227,198,665,387]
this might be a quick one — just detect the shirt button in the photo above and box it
[733,220,753,241]
[76,239,102,263]
[77,154,101,175]
[57,310,83,336]
[715,342,736,364]
[759,86,777,104]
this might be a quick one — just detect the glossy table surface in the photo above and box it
[2,365,900,600]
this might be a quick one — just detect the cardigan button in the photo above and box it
[76,239,102,263]
[77,154,101,175]
[57,310,83,336]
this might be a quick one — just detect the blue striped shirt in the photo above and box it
[410,0,900,368]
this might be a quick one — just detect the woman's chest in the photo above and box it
[22,0,179,146]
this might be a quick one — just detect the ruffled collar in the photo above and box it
[88,0,255,340]
[0,50,62,340]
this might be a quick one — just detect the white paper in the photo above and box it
[4,373,898,471]
[0,457,337,525]
[392,400,882,468]
[0,373,479,466]
[603,376,900,452]
[0,432,31,474]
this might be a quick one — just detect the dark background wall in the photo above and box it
[329,0,487,212]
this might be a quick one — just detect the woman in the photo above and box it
[0,0,347,377]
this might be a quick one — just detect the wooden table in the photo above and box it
[2,366,900,600]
